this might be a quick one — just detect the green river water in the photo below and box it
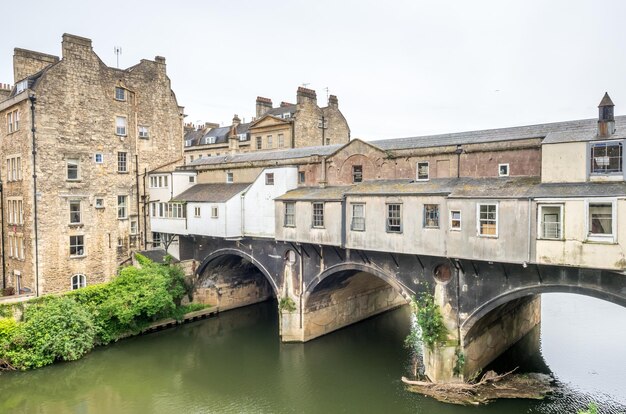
[0,293,625,414]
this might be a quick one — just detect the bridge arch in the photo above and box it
[196,247,280,297]
[462,283,626,336]
[303,262,413,306]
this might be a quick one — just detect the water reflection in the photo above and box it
[0,294,624,413]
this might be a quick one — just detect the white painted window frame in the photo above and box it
[476,202,498,238]
[585,198,617,243]
[537,203,564,240]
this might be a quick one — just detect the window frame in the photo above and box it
[477,203,498,238]
[117,151,128,173]
[69,235,85,257]
[226,172,233,183]
[312,202,325,228]
[138,125,149,139]
[256,136,262,150]
[416,162,429,181]
[69,200,82,224]
[498,163,510,177]
[265,172,275,185]
[267,135,273,148]
[284,202,295,227]
[423,204,440,228]
[386,203,402,233]
[586,199,616,243]
[94,153,103,164]
[352,165,363,183]
[71,274,87,290]
[211,205,219,219]
[117,195,127,219]
[115,116,127,136]
[194,206,201,218]
[589,141,623,175]
[66,158,80,181]
[115,87,126,101]
[298,171,305,184]
[351,203,366,231]
[537,203,564,240]
[450,210,462,231]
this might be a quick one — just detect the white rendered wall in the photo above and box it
[244,167,298,238]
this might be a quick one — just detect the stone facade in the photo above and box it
[0,33,184,295]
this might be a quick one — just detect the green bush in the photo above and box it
[410,292,448,350]
[3,297,95,370]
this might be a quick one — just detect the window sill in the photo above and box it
[68,223,84,228]
[69,255,86,259]
[118,217,128,221]
[477,234,498,239]
[589,174,623,182]
[386,230,403,234]
[584,236,616,244]
[66,179,82,183]
[537,238,564,241]
[350,228,365,232]
[117,171,129,174]
[424,226,440,229]
[450,228,462,232]
[311,226,325,229]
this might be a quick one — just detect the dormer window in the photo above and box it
[590,141,622,174]
[206,136,216,144]
[238,133,247,141]
[15,80,29,94]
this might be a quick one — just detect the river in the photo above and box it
[0,293,625,414]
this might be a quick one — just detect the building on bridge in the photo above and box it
[148,93,626,382]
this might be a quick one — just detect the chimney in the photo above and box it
[232,114,241,127]
[598,92,615,138]
[328,94,339,108]
[297,86,317,106]
[256,96,273,118]
[62,33,93,60]
[0,83,12,100]
[280,101,294,107]
[204,122,219,130]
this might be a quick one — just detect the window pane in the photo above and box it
[424,204,439,228]
[589,204,612,235]
[70,201,81,223]
[313,203,324,227]
[387,204,401,232]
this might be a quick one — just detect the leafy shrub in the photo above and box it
[410,292,448,350]
[278,297,297,313]
[3,297,95,370]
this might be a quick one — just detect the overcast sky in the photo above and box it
[2,0,625,140]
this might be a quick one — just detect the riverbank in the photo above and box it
[0,254,204,371]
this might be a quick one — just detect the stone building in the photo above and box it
[0,33,184,295]
[183,87,350,163]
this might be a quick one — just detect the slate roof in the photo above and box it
[172,183,251,202]
[542,116,626,144]
[188,144,342,167]
[275,186,353,201]
[370,116,626,150]
[277,178,626,201]
[266,104,296,118]
[202,126,231,145]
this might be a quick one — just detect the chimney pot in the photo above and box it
[598,92,616,138]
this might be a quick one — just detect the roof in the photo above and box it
[276,178,626,201]
[266,104,296,117]
[542,116,626,144]
[369,116,626,150]
[599,92,615,107]
[276,186,353,201]
[236,122,251,134]
[172,183,251,202]
[188,144,342,167]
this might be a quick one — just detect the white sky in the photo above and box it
[1,0,625,140]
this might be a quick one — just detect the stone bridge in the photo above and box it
[181,236,626,382]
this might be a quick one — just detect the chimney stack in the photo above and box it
[328,94,339,108]
[256,96,273,118]
[232,114,241,127]
[296,86,317,106]
[598,92,615,138]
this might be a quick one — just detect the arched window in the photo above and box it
[71,274,87,290]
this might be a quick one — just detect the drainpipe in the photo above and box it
[135,154,141,247]
[527,197,532,264]
[29,94,40,297]
[320,158,327,188]
[340,194,346,248]
[143,168,148,248]
[240,192,245,237]
[455,145,463,178]
[0,179,5,290]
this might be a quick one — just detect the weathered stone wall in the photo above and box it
[13,48,59,83]
[461,295,541,378]
[1,34,183,294]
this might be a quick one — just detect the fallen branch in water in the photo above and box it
[402,368,552,406]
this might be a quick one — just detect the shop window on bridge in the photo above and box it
[284,202,295,227]
[590,141,622,174]
[312,202,324,228]
[351,203,365,231]
[386,203,402,233]
[538,204,563,240]
[587,201,615,242]
[423,204,440,228]
[477,203,498,237]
